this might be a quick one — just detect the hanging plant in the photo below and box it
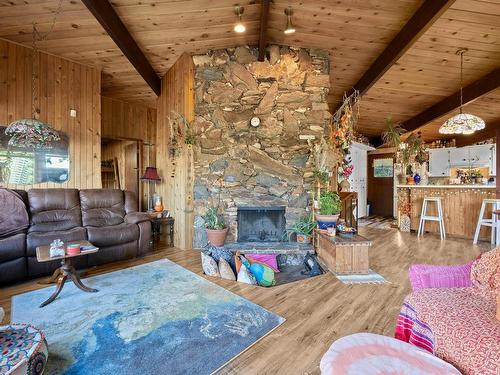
[312,138,332,185]
[381,116,405,149]
[329,90,361,155]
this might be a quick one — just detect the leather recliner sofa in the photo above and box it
[0,188,152,285]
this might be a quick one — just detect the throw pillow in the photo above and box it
[471,247,500,294]
[201,252,220,277]
[241,257,276,287]
[246,254,280,273]
[219,258,236,280]
[237,263,256,285]
[235,252,242,274]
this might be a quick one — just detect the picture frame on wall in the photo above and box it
[373,158,393,178]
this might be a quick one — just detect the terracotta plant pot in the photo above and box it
[206,227,228,247]
[316,214,340,229]
[296,233,312,244]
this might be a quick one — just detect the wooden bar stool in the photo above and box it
[417,197,445,240]
[473,199,500,245]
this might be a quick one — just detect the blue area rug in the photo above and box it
[11,259,285,375]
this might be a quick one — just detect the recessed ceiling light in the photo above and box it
[234,6,246,33]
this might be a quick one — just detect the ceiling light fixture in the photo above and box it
[284,7,295,34]
[234,6,246,33]
[439,49,485,135]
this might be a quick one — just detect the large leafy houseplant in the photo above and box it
[316,191,342,229]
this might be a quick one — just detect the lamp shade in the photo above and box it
[141,167,161,181]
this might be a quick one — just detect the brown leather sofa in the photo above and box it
[0,188,152,285]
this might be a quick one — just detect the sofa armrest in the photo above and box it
[409,262,473,291]
[125,212,150,225]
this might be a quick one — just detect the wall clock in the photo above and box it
[250,116,260,127]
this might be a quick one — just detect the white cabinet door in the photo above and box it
[468,145,491,166]
[429,149,450,176]
[449,147,468,166]
[490,144,496,176]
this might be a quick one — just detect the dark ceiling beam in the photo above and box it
[81,0,161,96]
[402,68,500,133]
[258,0,270,62]
[336,0,455,110]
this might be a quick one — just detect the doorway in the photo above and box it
[367,150,395,217]
[101,139,140,206]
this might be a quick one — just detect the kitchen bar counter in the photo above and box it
[396,184,495,189]
[397,185,496,240]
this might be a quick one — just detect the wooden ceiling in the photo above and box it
[0,0,499,141]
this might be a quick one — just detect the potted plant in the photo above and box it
[316,191,342,229]
[289,214,316,244]
[203,206,228,247]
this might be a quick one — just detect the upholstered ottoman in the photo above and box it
[0,324,48,375]
[320,333,460,374]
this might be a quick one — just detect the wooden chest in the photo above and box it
[317,232,372,274]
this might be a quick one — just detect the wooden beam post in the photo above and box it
[348,0,455,98]
[258,0,271,62]
[81,0,161,96]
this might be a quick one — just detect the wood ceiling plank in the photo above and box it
[81,0,161,96]
[349,0,457,97]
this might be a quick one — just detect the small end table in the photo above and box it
[36,240,99,308]
[151,217,175,247]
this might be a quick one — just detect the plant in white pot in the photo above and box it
[203,206,228,247]
[316,191,342,230]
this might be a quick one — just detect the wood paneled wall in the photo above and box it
[0,39,101,190]
[156,53,195,250]
[101,96,156,143]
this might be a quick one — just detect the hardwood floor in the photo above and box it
[0,228,491,375]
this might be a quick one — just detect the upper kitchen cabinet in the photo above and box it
[428,148,450,176]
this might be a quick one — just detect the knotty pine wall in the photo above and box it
[101,96,156,143]
[0,39,101,190]
[101,96,157,210]
[156,53,195,250]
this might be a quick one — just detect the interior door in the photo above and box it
[124,142,139,203]
[367,152,395,217]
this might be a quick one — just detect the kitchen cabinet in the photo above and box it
[467,145,491,167]
[428,148,450,176]
[428,144,496,176]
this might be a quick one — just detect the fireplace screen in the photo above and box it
[237,206,286,242]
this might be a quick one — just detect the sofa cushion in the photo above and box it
[0,258,27,285]
[28,189,82,232]
[87,223,138,247]
[80,189,125,227]
[0,188,29,238]
[26,227,87,257]
[0,233,26,262]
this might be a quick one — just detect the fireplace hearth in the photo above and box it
[237,206,286,242]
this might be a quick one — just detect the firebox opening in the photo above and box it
[237,206,286,242]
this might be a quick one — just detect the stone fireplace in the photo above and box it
[237,206,286,242]
[191,44,331,248]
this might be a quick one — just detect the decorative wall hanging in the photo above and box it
[439,49,485,135]
[373,158,394,178]
[6,1,63,149]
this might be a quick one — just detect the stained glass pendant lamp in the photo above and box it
[5,22,60,149]
[439,49,485,135]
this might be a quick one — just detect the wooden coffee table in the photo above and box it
[317,232,372,274]
[36,240,99,308]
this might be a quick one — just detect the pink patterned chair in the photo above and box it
[396,248,500,375]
